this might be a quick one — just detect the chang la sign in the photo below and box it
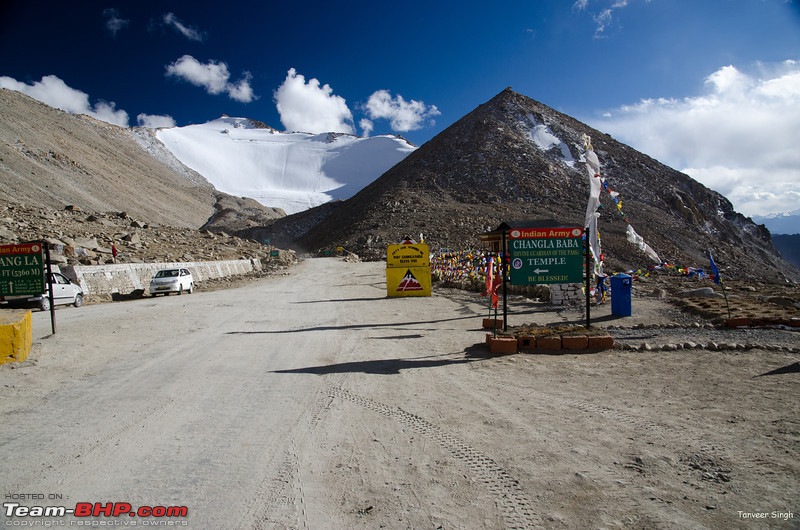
[0,243,45,296]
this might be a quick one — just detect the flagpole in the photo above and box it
[486,297,496,336]
[585,225,591,328]
[484,254,498,337]
[502,229,508,332]
[709,250,731,320]
[720,280,731,320]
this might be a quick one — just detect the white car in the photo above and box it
[0,272,84,311]
[149,268,194,296]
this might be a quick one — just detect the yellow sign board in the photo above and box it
[386,243,430,268]
[386,266,432,297]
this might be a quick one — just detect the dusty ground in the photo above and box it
[1,258,798,529]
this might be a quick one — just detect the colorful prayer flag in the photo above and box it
[709,251,721,284]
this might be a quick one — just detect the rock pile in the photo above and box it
[0,200,283,267]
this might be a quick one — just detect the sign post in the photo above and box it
[508,227,584,285]
[0,242,45,297]
[0,242,55,334]
[385,242,432,297]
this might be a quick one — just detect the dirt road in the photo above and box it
[1,258,798,529]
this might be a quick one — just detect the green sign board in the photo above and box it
[508,227,584,285]
[0,243,46,296]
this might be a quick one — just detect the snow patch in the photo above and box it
[525,113,575,166]
[156,118,415,214]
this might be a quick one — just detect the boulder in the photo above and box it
[676,287,723,298]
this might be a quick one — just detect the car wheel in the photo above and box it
[177,286,183,295]
[39,297,50,311]
[73,294,83,308]
[187,283,193,294]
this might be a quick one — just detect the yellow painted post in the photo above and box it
[0,309,33,365]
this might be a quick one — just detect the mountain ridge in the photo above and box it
[263,88,797,283]
[1,86,797,285]
[0,88,219,228]
[752,210,800,236]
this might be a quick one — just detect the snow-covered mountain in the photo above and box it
[752,210,800,235]
[156,117,416,215]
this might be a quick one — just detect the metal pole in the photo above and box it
[585,226,591,329]
[502,229,508,332]
[44,241,56,334]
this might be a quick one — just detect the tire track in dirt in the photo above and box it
[328,387,542,529]
[240,381,339,529]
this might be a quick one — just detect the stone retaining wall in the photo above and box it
[549,283,585,305]
[60,259,263,297]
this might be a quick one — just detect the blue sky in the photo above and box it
[1,0,798,217]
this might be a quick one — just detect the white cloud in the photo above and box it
[274,68,354,134]
[163,12,203,41]
[165,55,256,102]
[0,75,129,127]
[593,9,614,36]
[364,90,440,133]
[137,113,176,129]
[359,118,374,137]
[227,73,255,103]
[590,60,800,217]
[103,8,129,36]
[574,0,649,37]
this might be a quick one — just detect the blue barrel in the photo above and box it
[610,273,632,316]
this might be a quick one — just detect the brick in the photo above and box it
[725,317,752,328]
[482,318,504,330]
[489,336,518,354]
[588,335,615,350]
[518,335,536,352]
[536,335,562,351]
[562,335,589,350]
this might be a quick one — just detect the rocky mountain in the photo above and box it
[0,88,283,231]
[1,86,797,285]
[258,88,798,283]
[0,88,288,267]
[752,210,800,235]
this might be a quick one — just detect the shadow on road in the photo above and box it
[559,312,629,326]
[271,344,504,376]
[369,334,425,340]
[226,313,480,334]
[757,362,800,377]
[294,297,386,303]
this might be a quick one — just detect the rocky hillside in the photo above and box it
[1,86,796,286]
[0,200,282,267]
[259,88,797,284]
[0,88,282,231]
[0,88,293,271]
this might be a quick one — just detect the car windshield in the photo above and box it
[155,270,179,278]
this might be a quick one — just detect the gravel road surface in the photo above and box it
[1,258,798,529]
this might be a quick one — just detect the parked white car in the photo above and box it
[0,272,84,311]
[149,268,194,296]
